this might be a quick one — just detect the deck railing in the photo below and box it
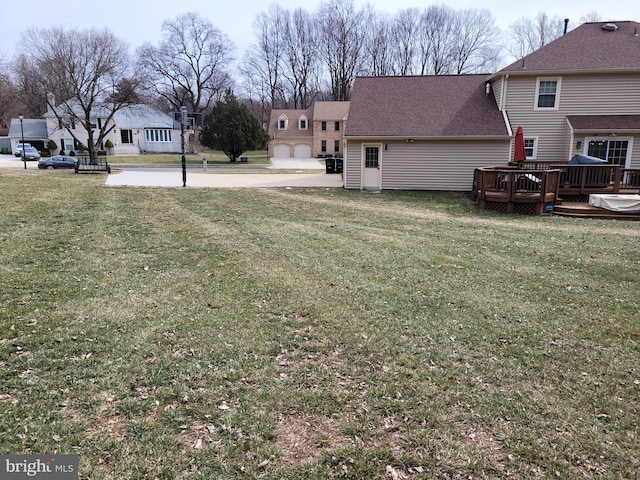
[508,162,640,196]
[475,167,561,214]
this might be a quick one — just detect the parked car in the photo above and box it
[14,143,32,157]
[21,147,41,161]
[38,155,77,169]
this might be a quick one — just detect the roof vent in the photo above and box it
[602,23,618,32]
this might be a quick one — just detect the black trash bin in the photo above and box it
[325,157,336,174]
[335,157,343,174]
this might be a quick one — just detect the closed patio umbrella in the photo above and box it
[513,126,527,165]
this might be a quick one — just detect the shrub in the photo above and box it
[104,139,114,149]
[47,139,58,152]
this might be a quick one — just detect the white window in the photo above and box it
[145,129,172,143]
[524,137,538,159]
[298,115,308,130]
[278,114,288,130]
[535,77,561,110]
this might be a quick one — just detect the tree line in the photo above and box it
[1,0,602,136]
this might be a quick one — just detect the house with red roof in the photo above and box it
[344,21,640,191]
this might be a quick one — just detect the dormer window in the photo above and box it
[278,114,288,130]
[298,115,308,130]
[535,77,561,110]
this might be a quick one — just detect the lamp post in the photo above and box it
[180,106,187,187]
[18,113,26,169]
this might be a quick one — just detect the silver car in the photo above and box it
[21,146,41,161]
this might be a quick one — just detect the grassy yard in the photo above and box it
[0,169,638,479]
[107,150,270,168]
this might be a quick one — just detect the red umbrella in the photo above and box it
[513,126,527,164]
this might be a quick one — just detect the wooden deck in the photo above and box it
[475,164,640,219]
[551,201,640,220]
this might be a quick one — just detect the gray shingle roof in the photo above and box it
[345,75,509,138]
[498,21,640,74]
[8,118,48,138]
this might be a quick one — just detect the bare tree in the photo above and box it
[282,8,321,109]
[506,12,566,60]
[580,12,603,23]
[240,4,289,120]
[0,72,21,128]
[450,9,501,74]
[16,27,138,160]
[418,5,458,75]
[317,0,372,101]
[390,8,421,76]
[137,12,234,117]
[362,13,394,76]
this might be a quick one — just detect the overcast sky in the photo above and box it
[1,0,638,65]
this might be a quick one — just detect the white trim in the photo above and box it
[583,136,633,168]
[278,114,288,130]
[524,136,539,159]
[534,77,562,111]
[298,114,308,130]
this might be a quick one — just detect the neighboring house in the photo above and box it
[489,20,640,168]
[8,118,49,153]
[313,101,350,158]
[268,108,314,159]
[344,75,511,191]
[44,103,183,155]
[267,101,350,159]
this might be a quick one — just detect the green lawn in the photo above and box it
[1,170,638,479]
[107,150,270,168]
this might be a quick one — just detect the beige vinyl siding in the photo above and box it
[345,140,509,191]
[345,141,362,189]
[491,80,503,109]
[505,72,640,162]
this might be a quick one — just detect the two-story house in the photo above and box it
[343,21,640,191]
[312,101,350,158]
[490,21,640,169]
[268,102,350,159]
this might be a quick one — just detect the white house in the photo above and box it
[44,102,184,155]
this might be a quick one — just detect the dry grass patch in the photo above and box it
[276,413,352,466]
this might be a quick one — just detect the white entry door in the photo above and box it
[362,145,381,191]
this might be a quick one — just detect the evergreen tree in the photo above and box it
[200,90,269,162]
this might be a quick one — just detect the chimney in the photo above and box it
[563,19,569,35]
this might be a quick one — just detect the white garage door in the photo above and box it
[274,144,290,158]
[294,144,311,158]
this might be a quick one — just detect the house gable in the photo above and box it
[345,75,509,139]
[491,21,640,166]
